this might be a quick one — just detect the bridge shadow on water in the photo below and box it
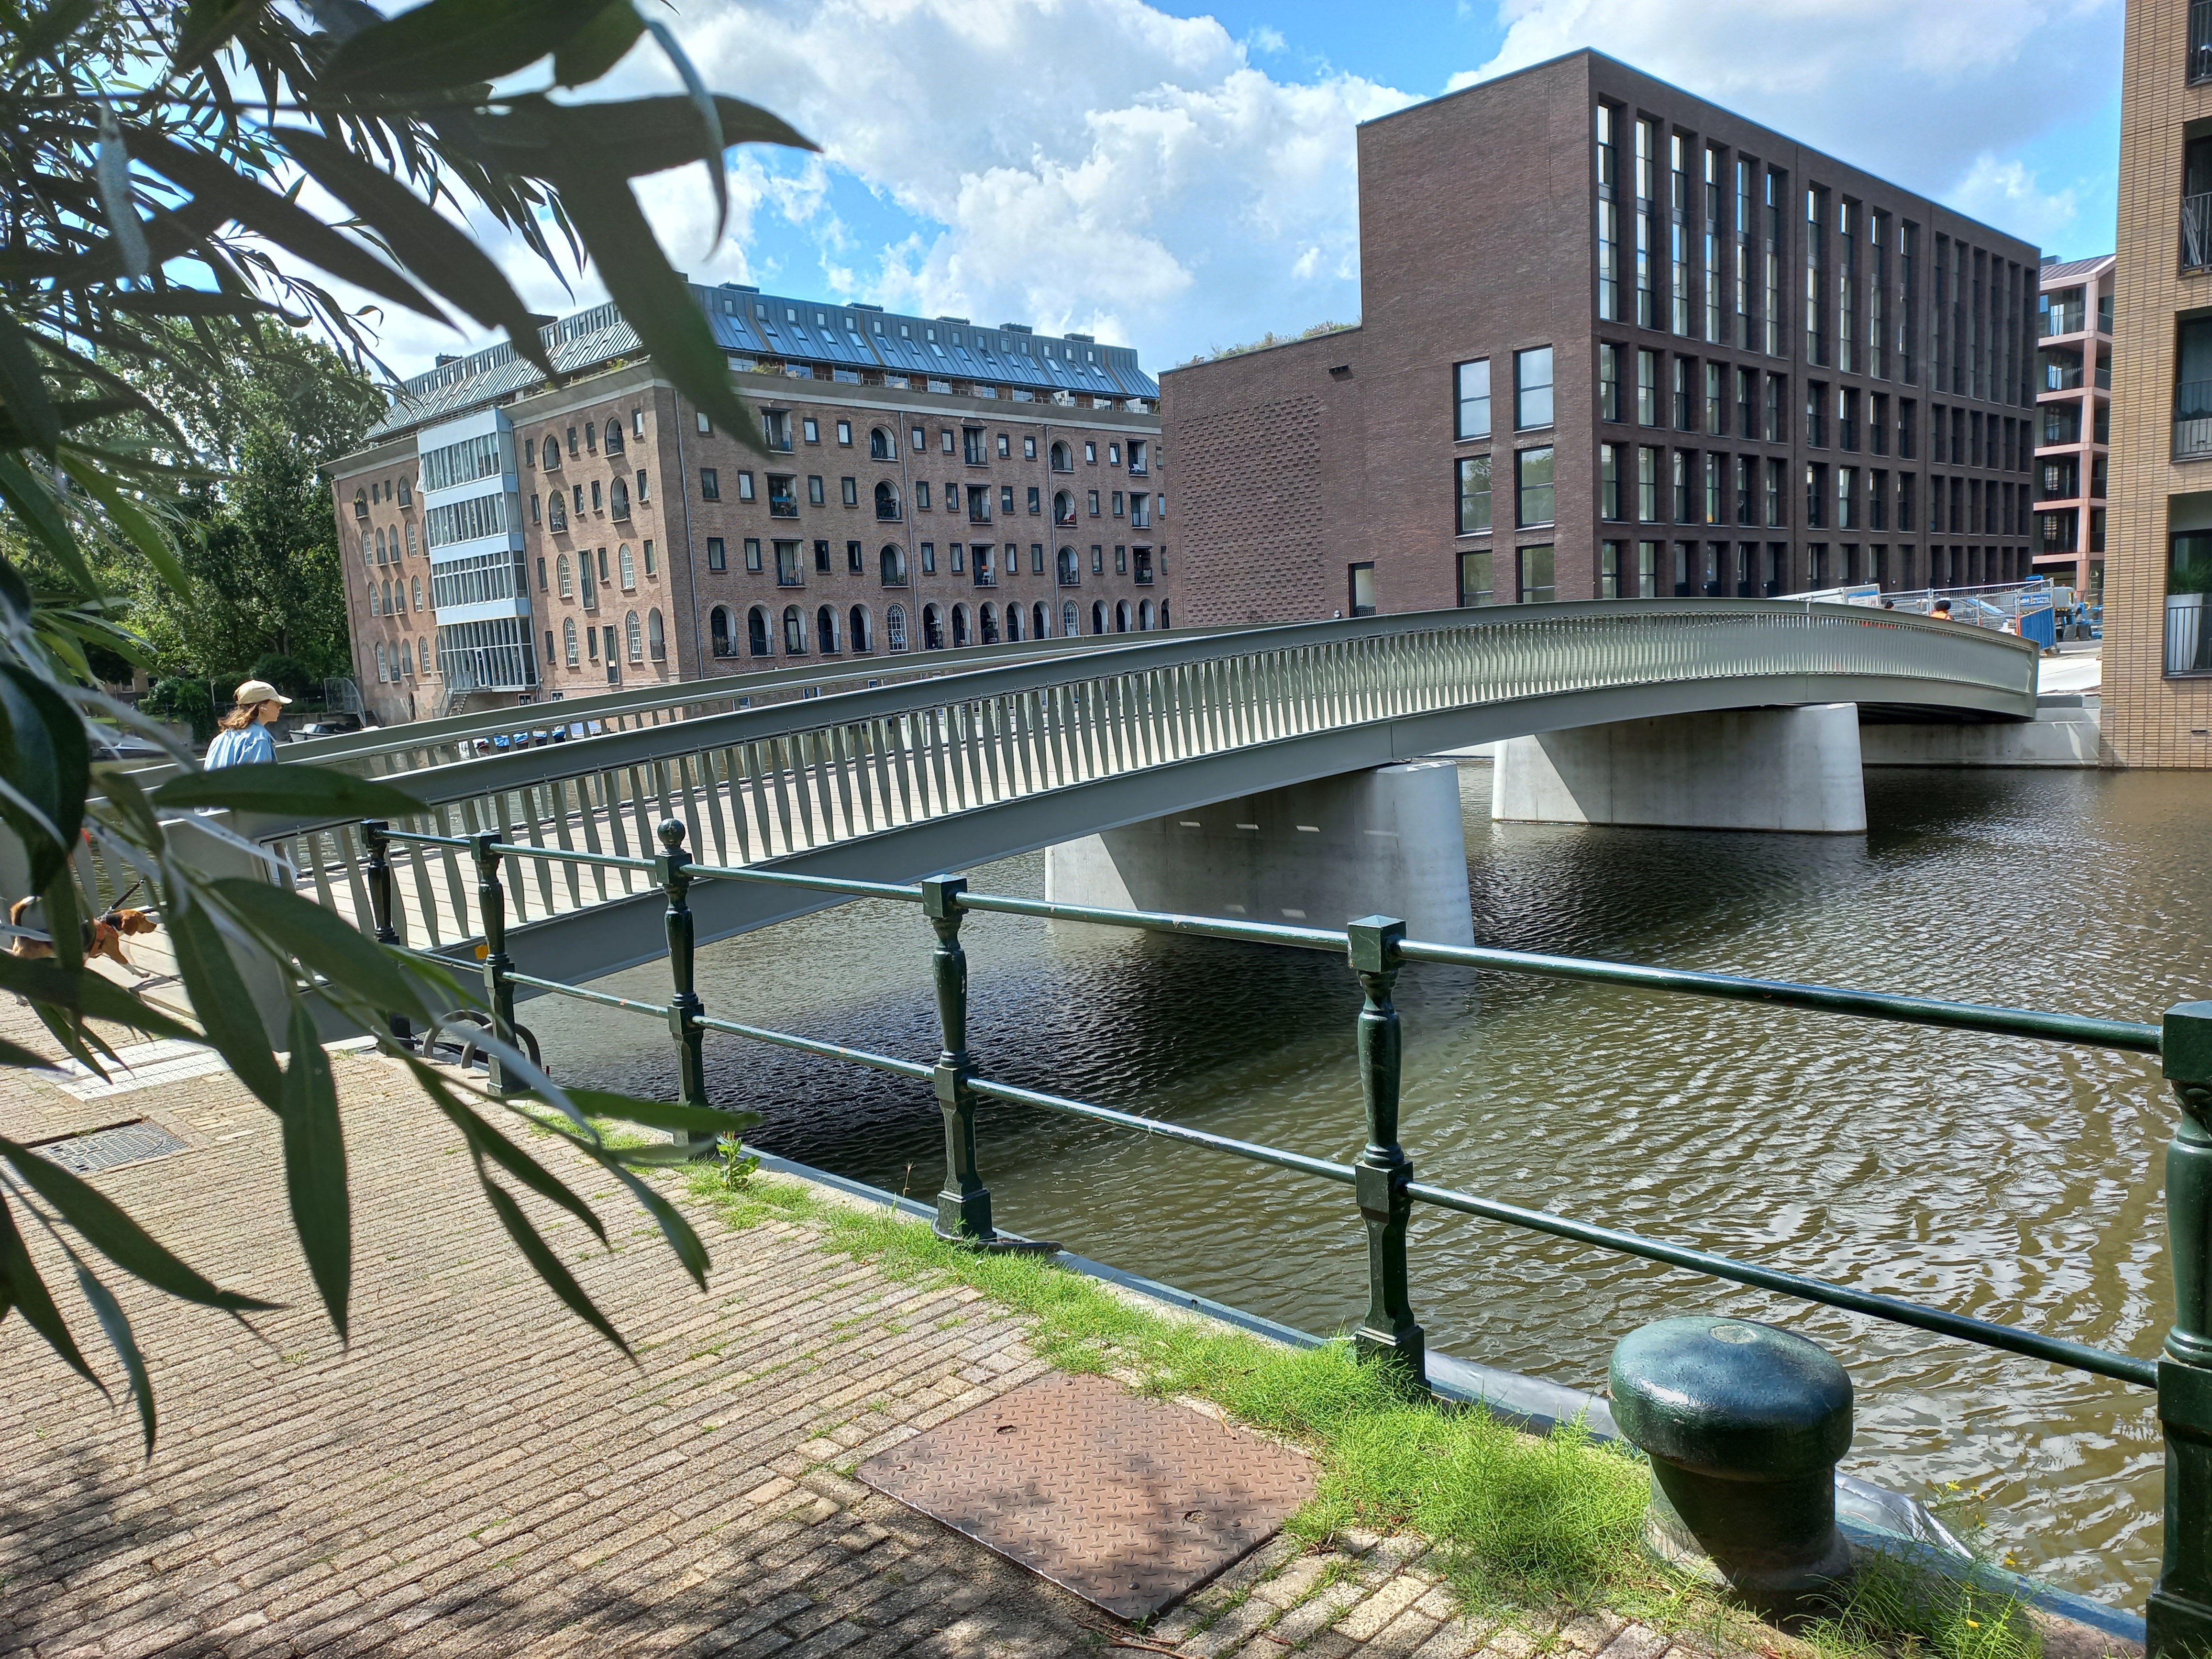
[556,762,2210,1607]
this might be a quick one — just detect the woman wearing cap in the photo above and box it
[204,679,291,768]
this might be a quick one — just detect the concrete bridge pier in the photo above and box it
[1044,760,1476,944]
[1492,704,1867,834]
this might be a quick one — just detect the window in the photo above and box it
[744,537,763,573]
[537,555,548,591]
[1597,104,1620,320]
[1599,344,1623,422]
[1456,456,1492,533]
[1514,347,1554,429]
[531,493,542,525]
[605,418,623,456]
[814,538,831,573]
[541,435,558,471]
[1092,544,1104,573]
[963,427,985,465]
[564,617,580,665]
[775,539,803,585]
[1672,449,1692,522]
[636,467,649,503]
[567,426,579,457]
[1518,544,1556,604]
[888,605,909,652]
[837,420,852,447]
[747,606,770,656]
[1051,441,1073,471]
[625,610,642,663]
[803,416,820,444]
[1115,543,1128,574]
[1128,439,1148,474]
[881,543,909,586]
[911,425,926,452]
[1637,446,1660,521]
[817,604,839,653]
[610,479,630,519]
[850,605,872,652]
[1002,485,1017,515]
[1459,549,1494,607]
[1805,382,1826,448]
[1837,465,1858,530]
[1674,356,1694,431]
[705,537,725,573]
[922,541,936,574]
[1054,489,1076,526]
[1705,362,1724,435]
[736,471,756,502]
[1637,349,1659,425]
[1600,540,1624,597]
[1349,563,1376,616]
[1515,448,1555,527]
[558,551,575,595]
[699,467,719,501]
[1087,489,1100,517]
[1057,545,1079,585]
[1806,462,1826,528]
[841,476,858,507]
[1838,387,1859,452]
[619,544,636,588]
[996,433,1012,459]
[807,474,825,506]
[763,410,791,450]
[1027,486,1041,515]
[1456,359,1492,439]
[768,476,797,517]
[1869,469,1888,531]
[969,484,992,523]
[1111,490,1124,518]
[846,539,863,573]
[1026,436,1040,461]
[784,605,807,654]
[1600,444,1623,521]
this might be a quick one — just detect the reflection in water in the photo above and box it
[544,765,2204,1604]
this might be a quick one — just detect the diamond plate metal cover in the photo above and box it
[857,1370,1315,1621]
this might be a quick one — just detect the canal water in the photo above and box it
[538,763,2208,1604]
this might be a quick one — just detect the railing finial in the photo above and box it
[659,817,687,853]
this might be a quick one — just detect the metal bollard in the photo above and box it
[359,819,411,1045]
[1609,1316,1853,1616]
[2151,1003,2212,1659]
[1347,916,1425,1392]
[922,875,994,1242]
[470,831,520,1095]
[657,819,710,1151]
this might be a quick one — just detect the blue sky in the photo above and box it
[379,0,2128,376]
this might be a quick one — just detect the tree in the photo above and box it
[0,0,810,1449]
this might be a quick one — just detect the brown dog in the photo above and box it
[7,894,158,971]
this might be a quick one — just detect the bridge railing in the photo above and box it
[246,602,2039,959]
[358,809,2201,1650]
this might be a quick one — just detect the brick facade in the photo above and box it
[1166,51,2039,630]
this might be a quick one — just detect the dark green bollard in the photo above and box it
[360,818,411,1045]
[1609,1317,1852,1616]
[470,832,520,1095]
[922,875,994,1243]
[1347,916,1425,1393]
[2151,1003,2212,1659]
[657,819,709,1151]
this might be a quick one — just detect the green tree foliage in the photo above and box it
[0,0,809,1449]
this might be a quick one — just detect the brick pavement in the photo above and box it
[0,1005,1740,1659]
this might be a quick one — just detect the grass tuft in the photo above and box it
[1802,1549,2042,1659]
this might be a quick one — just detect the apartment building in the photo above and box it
[2106,0,2212,766]
[332,290,1165,725]
[1165,51,2039,626]
[2033,254,2114,598]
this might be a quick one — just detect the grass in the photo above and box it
[677,1162,2044,1659]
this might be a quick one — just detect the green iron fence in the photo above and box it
[358,814,2208,1650]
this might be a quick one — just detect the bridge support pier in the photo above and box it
[1043,761,1475,944]
[1491,705,1867,834]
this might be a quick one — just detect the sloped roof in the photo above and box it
[2040,254,2115,285]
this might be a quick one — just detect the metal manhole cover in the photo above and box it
[33,1119,189,1176]
[857,1370,1315,1621]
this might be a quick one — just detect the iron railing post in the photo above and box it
[1348,916,1426,1392]
[359,818,411,1045]
[2153,1001,2212,1658]
[923,875,994,1242]
[471,831,519,1096]
[657,818,709,1149]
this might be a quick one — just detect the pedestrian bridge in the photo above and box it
[213,600,2035,996]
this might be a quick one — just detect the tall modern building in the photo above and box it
[2106,0,2212,765]
[1164,51,2040,627]
[330,289,1167,726]
[2032,254,2114,600]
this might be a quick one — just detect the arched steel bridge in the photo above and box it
[202,600,2036,996]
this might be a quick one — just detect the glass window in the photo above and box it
[1599,344,1622,422]
[1514,347,1554,429]
[2170,532,2212,675]
[1637,349,1659,426]
[1600,443,1622,521]
[1456,455,1492,534]
[1349,563,1376,617]
[1459,549,1494,607]
[1456,359,1492,439]
[1518,544,1556,604]
[1515,447,1555,527]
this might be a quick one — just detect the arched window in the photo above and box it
[1033,603,1048,638]
[564,617,580,665]
[979,603,998,645]
[369,584,381,617]
[816,604,838,653]
[354,488,369,520]
[412,575,423,610]
[626,609,643,662]
[1161,600,1171,629]
[1063,601,1079,638]
[542,435,559,469]
[880,543,908,586]
[886,605,908,652]
[557,553,574,597]
[1050,440,1071,472]
[400,639,414,675]
[619,543,636,589]
[710,607,733,657]
[783,605,807,654]
[1139,600,1155,630]
[375,526,386,561]
[605,418,624,455]
[1057,545,1077,585]
[849,605,872,652]
[874,480,900,521]
[1116,600,1130,632]
[1053,490,1075,527]
[748,606,771,656]
[611,479,630,520]
[375,641,387,681]
[1092,601,1106,635]
[1004,604,1022,642]
[951,604,970,647]
[420,638,432,675]
[648,608,666,661]
[548,493,567,531]
[869,427,894,460]
[923,604,944,650]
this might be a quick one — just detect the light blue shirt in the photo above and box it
[204,723,277,768]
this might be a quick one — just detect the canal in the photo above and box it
[544,762,2202,1605]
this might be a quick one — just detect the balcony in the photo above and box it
[2194,0,2212,83]
[2039,306,2085,339]
[2188,193,2212,272]
[2179,380,2212,461]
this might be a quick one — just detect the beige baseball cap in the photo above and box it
[232,679,293,706]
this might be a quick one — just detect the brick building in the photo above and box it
[2032,253,2114,600]
[2104,0,2212,766]
[331,290,1166,725]
[1165,51,2040,626]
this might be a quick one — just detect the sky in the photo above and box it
[352,0,2126,380]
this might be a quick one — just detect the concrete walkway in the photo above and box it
[0,1009,1746,1659]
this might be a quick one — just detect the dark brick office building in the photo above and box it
[1164,51,2041,624]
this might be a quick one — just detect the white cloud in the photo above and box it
[1449,0,2121,247]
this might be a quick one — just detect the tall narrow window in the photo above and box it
[1868,211,1889,380]
[1518,545,1556,604]
[1703,145,1723,343]
[1672,449,1692,522]
[1637,446,1660,521]
[1514,347,1554,429]
[1349,563,1377,617]
[1674,356,1694,431]
[1457,455,1493,534]
[1836,199,1857,375]
[1635,118,1657,329]
[1596,105,1620,321]
[1637,349,1659,426]
[1899,221,1919,384]
[1599,343,1623,421]
[1703,453,1722,525]
[1766,458,1785,527]
[1764,169,1785,357]
[1765,373,1785,444]
[1515,447,1555,528]
[1456,359,1492,438]
[1459,549,1493,607]
[1804,186,1826,365]
[1600,443,1623,521]
[1670,132,1692,335]
[1705,361,1725,435]
[1737,367,1758,439]
[1734,157,1754,349]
